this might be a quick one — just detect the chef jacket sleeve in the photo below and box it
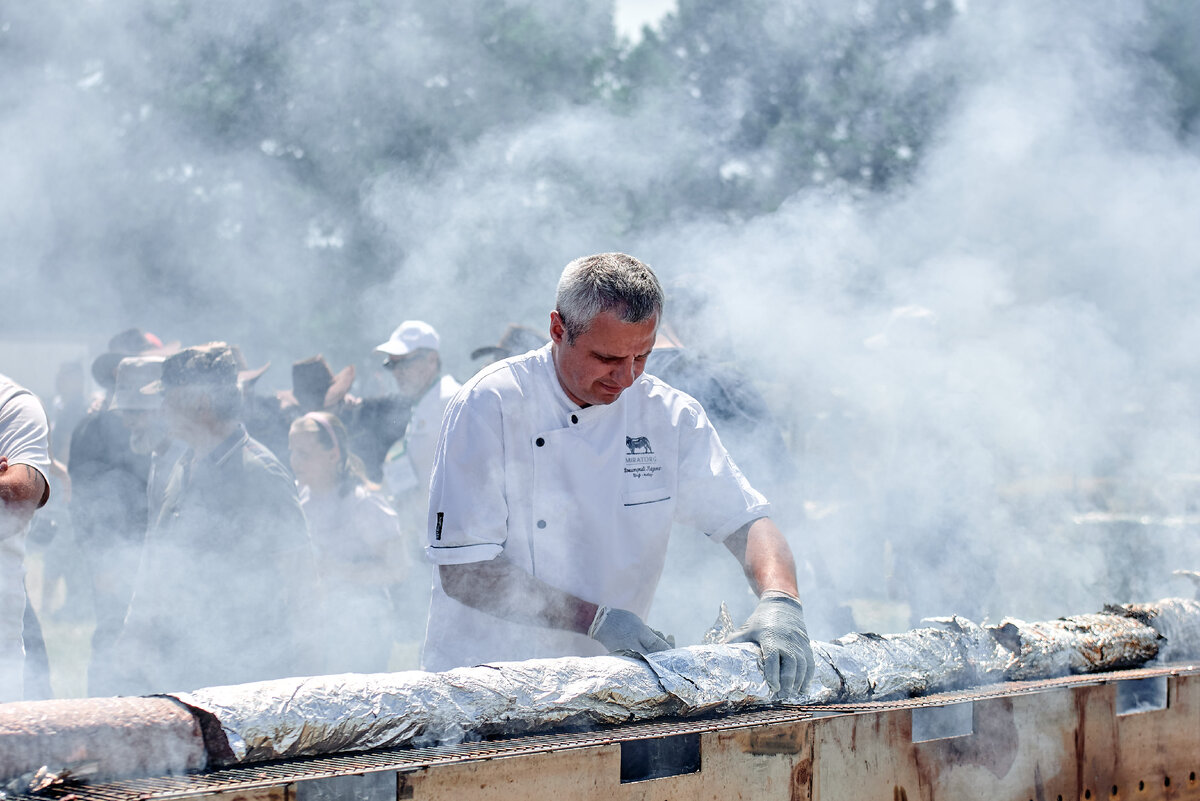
[672,399,770,543]
[425,385,508,565]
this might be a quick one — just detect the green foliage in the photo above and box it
[1144,0,1200,138]
[614,0,960,213]
[10,0,1200,348]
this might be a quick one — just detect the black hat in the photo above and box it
[90,328,177,390]
[278,355,356,412]
[142,342,238,394]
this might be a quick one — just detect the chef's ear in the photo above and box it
[549,311,567,345]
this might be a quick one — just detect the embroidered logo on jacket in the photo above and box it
[625,435,653,454]
[624,435,661,480]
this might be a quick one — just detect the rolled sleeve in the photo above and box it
[0,389,52,508]
[425,385,509,565]
[0,391,52,471]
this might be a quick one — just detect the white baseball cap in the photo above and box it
[375,320,440,357]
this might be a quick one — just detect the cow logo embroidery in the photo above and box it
[626,435,653,454]
[624,435,662,481]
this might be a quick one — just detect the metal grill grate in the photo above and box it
[794,661,1200,714]
[12,707,814,800]
[13,662,1200,801]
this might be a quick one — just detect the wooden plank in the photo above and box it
[400,721,812,801]
[813,691,1081,801]
[1088,674,1200,801]
[813,708,925,800]
[708,722,813,801]
[402,743,649,801]
[919,692,1079,801]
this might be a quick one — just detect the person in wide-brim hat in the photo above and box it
[470,324,548,364]
[277,355,356,414]
[227,344,271,393]
[90,328,180,393]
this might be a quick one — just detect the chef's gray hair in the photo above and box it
[555,253,664,344]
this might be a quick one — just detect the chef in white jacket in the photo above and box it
[423,253,814,697]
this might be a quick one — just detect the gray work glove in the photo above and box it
[726,590,815,697]
[588,606,675,654]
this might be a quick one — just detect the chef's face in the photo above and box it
[550,309,658,407]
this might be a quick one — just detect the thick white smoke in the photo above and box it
[4,0,1200,684]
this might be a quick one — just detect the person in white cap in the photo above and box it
[423,253,815,699]
[374,321,462,662]
[375,321,461,498]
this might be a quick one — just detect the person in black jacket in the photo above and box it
[68,329,171,695]
[114,343,324,694]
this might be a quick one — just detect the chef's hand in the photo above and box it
[589,606,675,654]
[726,590,815,697]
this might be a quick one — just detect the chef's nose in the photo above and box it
[612,358,637,388]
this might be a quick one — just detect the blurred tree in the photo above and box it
[611,0,960,216]
[9,0,1200,353]
[7,0,617,347]
[1144,0,1200,139]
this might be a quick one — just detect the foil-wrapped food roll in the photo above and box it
[172,600,1168,765]
[174,644,773,764]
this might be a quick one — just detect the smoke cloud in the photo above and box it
[5,0,1200,684]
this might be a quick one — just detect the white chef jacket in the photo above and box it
[422,345,769,671]
[0,374,52,702]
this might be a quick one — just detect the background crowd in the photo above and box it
[7,322,464,698]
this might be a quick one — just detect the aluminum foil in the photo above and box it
[922,614,1013,685]
[1107,598,1200,663]
[173,644,773,764]
[804,627,969,703]
[985,613,1160,680]
[171,600,1182,767]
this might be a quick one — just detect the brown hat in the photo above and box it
[91,328,179,390]
[278,355,355,413]
[227,344,271,391]
[470,324,548,361]
[142,342,239,395]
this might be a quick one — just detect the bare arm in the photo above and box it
[724,517,813,696]
[723,516,799,598]
[439,557,599,634]
[0,457,49,537]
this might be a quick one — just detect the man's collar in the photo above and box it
[199,424,248,468]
